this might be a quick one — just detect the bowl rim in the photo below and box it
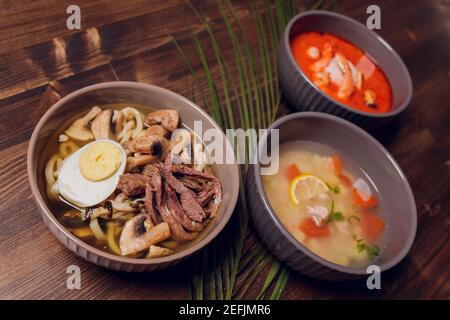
[282,10,413,118]
[252,111,417,275]
[27,81,240,266]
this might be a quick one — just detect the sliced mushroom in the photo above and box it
[105,200,137,213]
[146,245,173,258]
[65,106,101,141]
[91,110,114,140]
[119,214,171,256]
[83,206,111,221]
[144,109,179,132]
[112,110,125,137]
[146,125,170,138]
[126,154,160,171]
[127,134,168,156]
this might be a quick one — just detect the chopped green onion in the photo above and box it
[353,235,380,260]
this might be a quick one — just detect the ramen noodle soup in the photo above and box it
[262,141,386,268]
[291,31,393,113]
[43,103,222,258]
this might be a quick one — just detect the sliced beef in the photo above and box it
[162,157,205,222]
[117,174,151,197]
[173,163,223,217]
[145,183,161,225]
[172,164,219,182]
[142,163,163,207]
[165,185,206,232]
[157,194,199,242]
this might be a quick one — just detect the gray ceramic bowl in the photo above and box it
[27,81,239,272]
[247,112,417,280]
[278,11,413,129]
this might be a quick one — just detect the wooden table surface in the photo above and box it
[0,0,449,300]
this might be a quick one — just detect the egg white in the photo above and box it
[56,139,127,207]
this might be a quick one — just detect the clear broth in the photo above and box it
[262,140,387,268]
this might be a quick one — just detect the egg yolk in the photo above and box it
[79,142,122,181]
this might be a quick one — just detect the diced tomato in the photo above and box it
[353,188,378,209]
[331,155,343,174]
[286,163,301,181]
[338,173,352,188]
[360,211,385,243]
[299,218,330,237]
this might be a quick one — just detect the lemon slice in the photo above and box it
[289,174,330,206]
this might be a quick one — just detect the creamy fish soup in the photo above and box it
[262,141,386,268]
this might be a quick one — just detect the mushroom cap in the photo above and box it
[144,109,179,132]
[64,106,102,141]
[91,110,114,140]
[119,214,171,256]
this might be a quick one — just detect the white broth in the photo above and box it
[262,141,386,268]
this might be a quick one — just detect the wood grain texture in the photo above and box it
[0,0,449,299]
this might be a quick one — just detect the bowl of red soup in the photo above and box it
[278,11,413,128]
[247,112,417,280]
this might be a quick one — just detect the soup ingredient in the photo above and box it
[354,235,380,260]
[112,110,125,135]
[144,109,179,132]
[57,140,127,207]
[122,107,145,139]
[119,214,171,255]
[306,205,330,227]
[327,210,345,223]
[89,218,106,240]
[335,52,354,100]
[290,32,392,113]
[364,90,376,108]
[146,125,170,138]
[286,163,301,181]
[117,173,151,197]
[59,141,79,158]
[80,141,122,181]
[360,211,385,243]
[106,221,122,255]
[353,188,378,209]
[311,42,333,72]
[289,174,330,206]
[146,245,173,258]
[91,110,114,140]
[299,218,330,237]
[64,106,101,141]
[125,133,168,155]
[45,154,63,200]
[307,46,319,59]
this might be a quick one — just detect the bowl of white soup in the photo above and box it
[247,112,417,280]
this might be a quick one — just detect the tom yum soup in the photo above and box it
[291,32,393,113]
[44,104,222,258]
[262,141,386,268]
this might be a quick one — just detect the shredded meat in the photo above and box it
[162,157,206,222]
[165,185,206,232]
[117,174,151,197]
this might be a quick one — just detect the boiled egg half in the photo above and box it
[57,139,127,207]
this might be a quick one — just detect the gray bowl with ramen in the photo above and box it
[247,112,416,280]
[27,81,239,272]
[277,11,413,129]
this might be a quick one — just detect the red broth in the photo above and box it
[290,32,392,113]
